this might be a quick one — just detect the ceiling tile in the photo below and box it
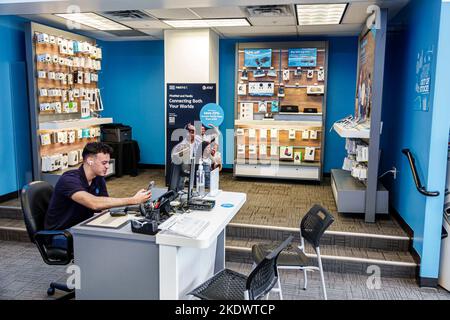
[143,8,198,19]
[138,28,164,39]
[342,1,375,24]
[248,15,296,27]
[189,6,245,18]
[216,25,297,37]
[117,19,170,29]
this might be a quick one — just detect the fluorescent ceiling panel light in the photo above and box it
[163,18,250,28]
[296,3,347,25]
[54,12,131,30]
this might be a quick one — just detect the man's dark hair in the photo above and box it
[82,142,113,160]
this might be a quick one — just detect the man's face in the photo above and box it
[187,125,195,143]
[90,153,110,176]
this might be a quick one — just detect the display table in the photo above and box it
[71,188,246,300]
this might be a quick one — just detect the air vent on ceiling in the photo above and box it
[105,29,151,37]
[102,10,155,20]
[246,5,293,17]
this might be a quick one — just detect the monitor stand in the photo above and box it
[187,156,196,203]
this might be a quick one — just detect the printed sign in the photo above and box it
[166,83,216,184]
[355,31,375,121]
[414,47,434,112]
[200,103,224,128]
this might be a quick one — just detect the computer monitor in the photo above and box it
[169,163,184,193]
[169,157,197,200]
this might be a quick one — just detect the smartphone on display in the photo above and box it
[147,181,154,191]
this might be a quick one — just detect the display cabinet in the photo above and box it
[25,22,113,185]
[234,42,328,181]
[331,9,388,222]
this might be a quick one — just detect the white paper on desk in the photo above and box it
[85,212,130,228]
[159,215,209,238]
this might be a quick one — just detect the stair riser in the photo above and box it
[226,249,416,279]
[0,208,23,220]
[226,225,410,252]
[0,229,29,242]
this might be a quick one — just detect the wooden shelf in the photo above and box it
[235,120,322,127]
[39,117,113,130]
[234,42,327,181]
[235,160,320,167]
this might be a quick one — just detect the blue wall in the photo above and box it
[0,16,32,196]
[381,0,447,279]
[100,36,358,172]
[98,40,165,165]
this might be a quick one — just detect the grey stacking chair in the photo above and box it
[188,236,293,300]
[252,204,335,300]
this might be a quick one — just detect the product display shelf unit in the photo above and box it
[333,122,370,139]
[25,22,112,185]
[331,10,388,222]
[234,41,328,181]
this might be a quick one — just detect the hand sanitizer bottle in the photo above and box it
[196,159,205,197]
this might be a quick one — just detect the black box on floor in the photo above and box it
[101,123,132,142]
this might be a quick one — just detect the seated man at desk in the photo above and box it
[45,142,151,231]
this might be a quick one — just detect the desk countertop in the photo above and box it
[71,187,246,249]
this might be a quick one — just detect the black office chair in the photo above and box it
[252,204,335,300]
[188,236,293,300]
[20,181,75,300]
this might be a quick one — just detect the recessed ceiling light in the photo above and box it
[54,12,131,31]
[163,18,251,28]
[296,3,347,25]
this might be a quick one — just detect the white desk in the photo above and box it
[71,188,246,300]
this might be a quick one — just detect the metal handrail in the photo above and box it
[401,149,440,197]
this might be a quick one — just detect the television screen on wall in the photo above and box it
[288,48,317,67]
[244,49,272,68]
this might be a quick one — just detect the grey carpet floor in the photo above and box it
[0,241,449,300]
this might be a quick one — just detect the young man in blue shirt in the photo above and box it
[45,142,151,230]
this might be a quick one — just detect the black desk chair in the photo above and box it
[252,204,334,300]
[20,181,75,300]
[188,236,293,300]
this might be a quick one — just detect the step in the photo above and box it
[0,218,29,242]
[0,205,23,220]
[225,236,417,279]
[227,222,411,252]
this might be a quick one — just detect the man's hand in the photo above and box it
[131,189,152,205]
